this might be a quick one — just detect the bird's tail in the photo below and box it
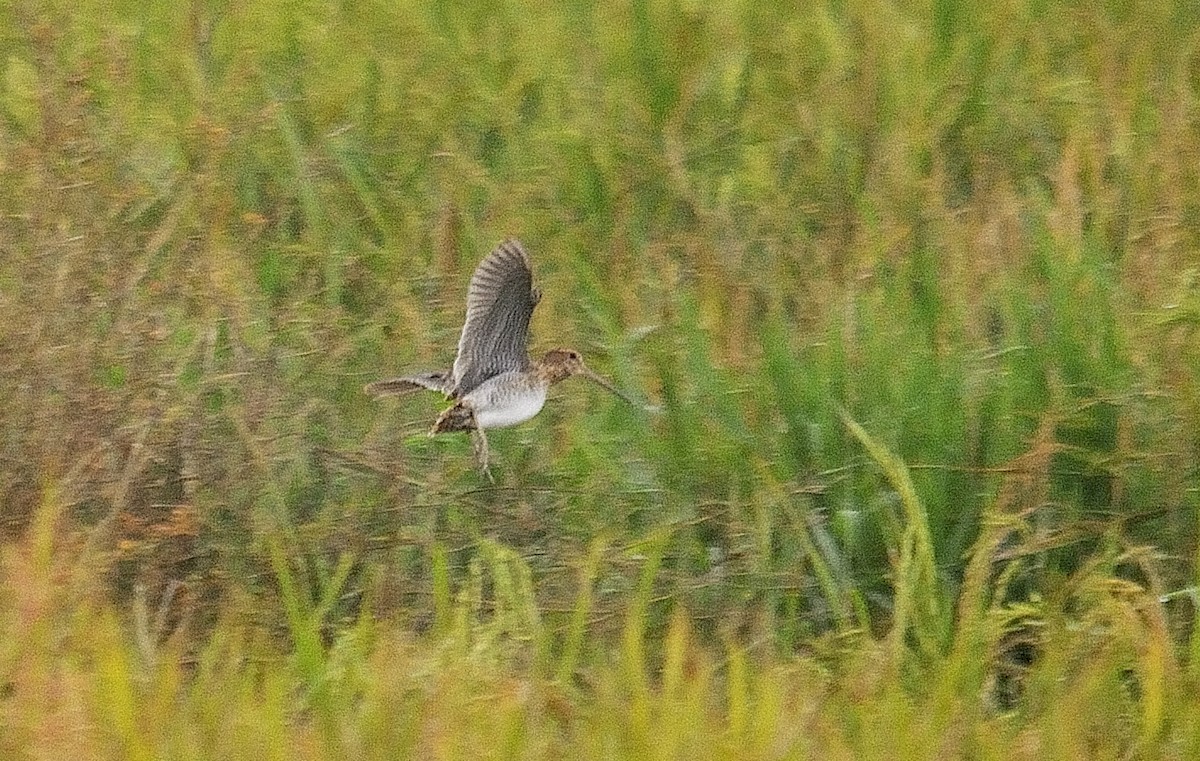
[431,403,475,434]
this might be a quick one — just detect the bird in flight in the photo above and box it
[365,239,634,478]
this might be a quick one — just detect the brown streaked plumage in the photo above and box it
[365,239,634,477]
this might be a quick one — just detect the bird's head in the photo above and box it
[540,348,587,382]
[538,348,636,407]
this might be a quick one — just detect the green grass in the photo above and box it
[2,0,1200,757]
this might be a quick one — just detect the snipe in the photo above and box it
[365,239,633,477]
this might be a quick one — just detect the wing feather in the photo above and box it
[451,239,540,396]
[364,371,453,397]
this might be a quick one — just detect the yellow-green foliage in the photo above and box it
[2,0,1200,756]
[2,496,1200,759]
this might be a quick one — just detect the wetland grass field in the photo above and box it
[2,0,1200,757]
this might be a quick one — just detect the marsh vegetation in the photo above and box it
[1,0,1199,757]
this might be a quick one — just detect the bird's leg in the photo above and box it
[472,428,493,482]
[432,403,493,480]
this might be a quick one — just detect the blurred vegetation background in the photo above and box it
[2,0,1200,756]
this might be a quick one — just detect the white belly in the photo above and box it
[465,377,547,429]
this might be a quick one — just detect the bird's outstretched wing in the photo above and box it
[364,371,453,397]
[451,239,540,396]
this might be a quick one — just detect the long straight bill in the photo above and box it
[579,368,640,408]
